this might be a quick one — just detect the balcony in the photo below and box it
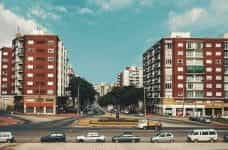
[187,66,204,73]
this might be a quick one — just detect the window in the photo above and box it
[177,75,183,80]
[215,51,222,56]
[48,49,54,53]
[165,83,172,89]
[177,59,183,64]
[27,90,33,94]
[165,42,172,49]
[216,75,222,80]
[177,67,183,72]
[48,73,54,78]
[177,51,183,55]
[206,43,212,48]
[206,92,212,96]
[206,51,212,56]
[202,131,209,135]
[27,81,33,86]
[47,90,54,95]
[165,59,172,65]
[225,58,228,65]
[206,59,212,64]
[215,59,222,64]
[27,40,34,45]
[178,83,183,88]
[225,41,228,50]
[178,43,183,47]
[47,82,54,86]
[2,78,7,82]
[48,40,55,45]
[206,75,212,80]
[48,57,54,62]
[215,43,221,48]
[48,65,54,69]
[216,92,222,96]
[3,52,8,56]
[206,67,212,72]
[27,56,34,61]
[2,65,8,69]
[27,73,33,77]
[206,84,212,88]
[215,68,222,72]
[27,65,33,69]
[216,84,222,89]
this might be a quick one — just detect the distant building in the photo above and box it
[94,82,114,97]
[143,32,228,117]
[117,66,143,88]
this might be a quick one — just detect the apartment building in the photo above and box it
[0,47,15,110]
[12,31,68,114]
[143,32,228,117]
[117,66,143,88]
[94,82,114,97]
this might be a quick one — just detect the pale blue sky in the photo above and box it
[1,0,228,84]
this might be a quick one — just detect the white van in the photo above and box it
[187,129,217,143]
[0,132,15,143]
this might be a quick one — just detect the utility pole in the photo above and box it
[77,77,80,117]
[144,87,147,118]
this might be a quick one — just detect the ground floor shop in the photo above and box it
[23,95,56,115]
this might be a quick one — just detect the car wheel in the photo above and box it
[115,140,119,143]
[194,139,198,143]
[210,139,215,143]
[132,139,136,143]
[79,140,84,143]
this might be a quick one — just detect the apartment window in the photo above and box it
[27,40,34,45]
[2,91,7,94]
[27,90,33,94]
[206,59,212,64]
[47,90,54,95]
[216,92,222,96]
[187,83,193,89]
[165,59,172,65]
[215,43,221,48]
[48,40,55,45]
[48,73,54,78]
[177,75,183,80]
[216,84,222,89]
[225,59,228,65]
[215,67,222,72]
[165,42,172,49]
[225,41,228,50]
[178,43,183,47]
[48,57,55,62]
[48,49,54,53]
[47,82,54,86]
[216,75,222,80]
[177,51,183,55]
[215,51,222,56]
[215,59,222,64]
[27,73,33,77]
[2,65,8,69]
[27,56,34,61]
[225,51,228,57]
[206,43,212,48]
[206,83,212,88]
[177,83,183,88]
[3,52,8,56]
[48,65,54,69]
[27,81,33,86]
[206,67,212,72]
[206,75,212,80]
[27,65,33,69]
[206,92,212,96]
[206,51,212,56]
[177,67,183,72]
[177,59,183,64]
[2,78,7,82]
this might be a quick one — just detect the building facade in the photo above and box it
[94,82,114,97]
[117,66,143,88]
[12,32,68,114]
[143,32,228,117]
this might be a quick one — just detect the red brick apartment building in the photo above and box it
[143,32,228,117]
[2,32,69,115]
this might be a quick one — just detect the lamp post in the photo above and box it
[77,77,80,117]
[144,87,147,118]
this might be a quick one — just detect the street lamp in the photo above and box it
[143,87,147,118]
[77,76,80,117]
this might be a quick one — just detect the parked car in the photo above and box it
[112,132,140,143]
[40,132,66,142]
[187,129,218,143]
[151,132,175,143]
[224,134,228,142]
[76,132,105,143]
[0,132,15,143]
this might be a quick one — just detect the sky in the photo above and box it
[1,0,228,84]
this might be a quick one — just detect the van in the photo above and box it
[187,129,217,143]
[0,132,15,143]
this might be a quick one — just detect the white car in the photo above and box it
[151,133,175,143]
[0,132,15,143]
[187,129,218,143]
[76,132,106,143]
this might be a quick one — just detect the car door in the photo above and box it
[158,133,166,143]
[202,131,209,141]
